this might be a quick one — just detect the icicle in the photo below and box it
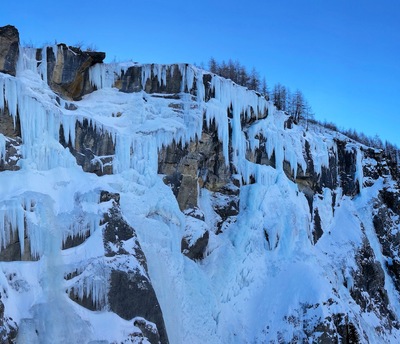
[141,64,152,90]
[0,134,5,162]
[196,70,205,102]
[20,47,38,74]
[0,198,26,254]
[67,260,108,310]
[61,115,77,147]
[4,77,18,120]
[114,135,132,173]
[161,65,167,87]
[186,65,195,92]
[38,45,49,82]
[153,64,163,87]
[179,64,187,93]
[89,63,102,89]
[355,146,364,193]
[0,77,4,111]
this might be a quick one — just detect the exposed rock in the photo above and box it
[380,187,400,216]
[159,124,230,211]
[64,102,78,111]
[320,152,338,190]
[134,317,161,344]
[103,205,138,258]
[0,25,19,76]
[0,299,17,344]
[202,73,214,101]
[59,119,115,175]
[2,27,400,342]
[312,208,323,244]
[0,106,22,171]
[350,239,397,330]
[66,194,169,343]
[42,44,105,100]
[0,137,21,172]
[62,230,90,250]
[0,227,36,262]
[0,106,21,138]
[115,64,186,95]
[100,190,120,205]
[337,141,359,196]
[372,196,400,295]
[181,228,209,260]
[362,148,389,185]
[245,133,275,168]
[102,198,169,344]
[308,313,362,343]
[109,270,168,344]
[183,207,205,221]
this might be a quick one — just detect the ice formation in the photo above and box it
[0,40,399,344]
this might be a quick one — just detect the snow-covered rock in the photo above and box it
[1,25,400,343]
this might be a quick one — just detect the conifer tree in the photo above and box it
[261,77,270,99]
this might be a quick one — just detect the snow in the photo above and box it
[0,44,398,343]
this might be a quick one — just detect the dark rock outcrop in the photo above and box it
[181,228,209,260]
[312,208,323,244]
[0,106,22,171]
[307,312,362,343]
[159,126,230,211]
[0,25,19,76]
[0,300,17,344]
[42,44,105,100]
[372,193,400,296]
[134,318,162,344]
[0,106,21,139]
[59,119,115,175]
[0,137,21,172]
[67,192,169,343]
[103,193,168,343]
[0,229,35,262]
[115,64,187,94]
[337,141,359,196]
[350,239,398,331]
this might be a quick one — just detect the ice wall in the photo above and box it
[0,41,376,343]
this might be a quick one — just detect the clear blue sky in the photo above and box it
[1,0,399,146]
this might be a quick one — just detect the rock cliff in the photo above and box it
[0,25,400,343]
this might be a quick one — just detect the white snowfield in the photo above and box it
[0,46,399,343]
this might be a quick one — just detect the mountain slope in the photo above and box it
[0,25,399,343]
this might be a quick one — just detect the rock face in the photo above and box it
[43,44,106,100]
[0,25,19,76]
[2,25,400,344]
[64,191,169,343]
[115,64,188,94]
[0,82,22,172]
[0,300,17,344]
[59,119,115,175]
[158,125,231,211]
[103,193,169,343]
